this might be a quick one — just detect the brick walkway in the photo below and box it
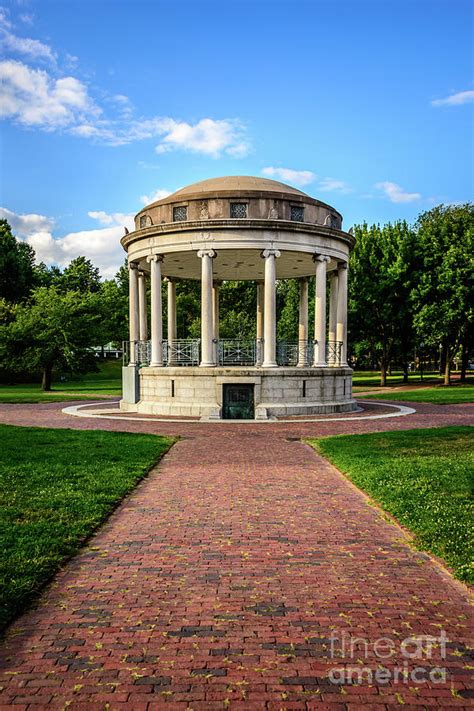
[0,401,473,709]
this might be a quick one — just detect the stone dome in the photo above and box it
[147,175,309,207]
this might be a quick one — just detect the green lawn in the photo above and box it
[360,382,474,405]
[0,424,174,629]
[0,359,122,403]
[352,370,442,388]
[311,426,473,583]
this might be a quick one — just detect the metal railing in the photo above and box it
[163,339,200,366]
[326,340,343,365]
[123,338,343,367]
[277,341,314,366]
[218,339,256,366]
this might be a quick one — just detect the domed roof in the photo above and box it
[150,175,310,206]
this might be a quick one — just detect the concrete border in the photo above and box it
[62,399,416,424]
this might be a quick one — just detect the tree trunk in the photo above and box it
[439,345,446,376]
[444,346,451,386]
[380,362,387,387]
[42,363,52,391]
[460,343,468,382]
[402,362,409,384]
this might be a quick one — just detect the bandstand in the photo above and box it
[121,176,356,420]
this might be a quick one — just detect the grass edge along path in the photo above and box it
[310,426,473,584]
[0,424,175,631]
[360,382,474,405]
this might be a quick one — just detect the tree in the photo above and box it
[411,204,473,385]
[0,220,36,302]
[349,221,417,385]
[60,256,101,293]
[5,286,105,390]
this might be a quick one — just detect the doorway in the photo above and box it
[222,384,255,420]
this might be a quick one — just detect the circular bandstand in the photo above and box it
[120,176,356,420]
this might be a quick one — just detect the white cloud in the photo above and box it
[88,211,134,227]
[154,118,249,158]
[0,206,54,237]
[140,188,172,205]
[431,90,474,107]
[1,30,55,62]
[0,60,97,128]
[2,206,132,279]
[375,181,421,203]
[262,166,316,186]
[318,177,352,193]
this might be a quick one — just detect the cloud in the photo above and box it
[0,206,54,237]
[262,166,316,186]
[1,30,55,62]
[140,188,172,205]
[88,210,134,227]
[318,177,353,193]
[2,206,132,279]
[0,60,97,128]
[154,118,249,158]
[375,181,421,203]
[431,90,474,107]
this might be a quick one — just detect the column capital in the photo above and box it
[337,260,348,270]
[138,268,147,278]
[313,253,331,263]
[197,248,217,259]
[261,248,281,259]
[146,254,164,264]
[129,260,139,270]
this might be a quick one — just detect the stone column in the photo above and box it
[198,249,216,366]
[167,279,177,343]
[336,261,348,366]
[255,280,264,366]
[297,277,309,367]
[212,281,220,364]
[261,249,280,368]
[138,269,148,341]
[328,271,339,343]
[313,255,330,366]
[147,255,164,367]
[128,261,139,365]
[166,278,177,365]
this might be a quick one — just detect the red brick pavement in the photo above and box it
[0,400,473,709]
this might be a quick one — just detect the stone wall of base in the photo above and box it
[120,366,356,419]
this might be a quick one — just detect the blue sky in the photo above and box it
[1,0,472,277]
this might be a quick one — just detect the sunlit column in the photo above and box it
[147,255,164,367]
[138,269,148,341]
[255,280,264,366]
[297,277,309,367]
[128,261,139,365]
[166,278,177,365]
[336,261,348,366]
[313,254,330,366]
[328,271,339,343]
[261,249,280,368]
[213,281,220,364]
[198,249,217,366]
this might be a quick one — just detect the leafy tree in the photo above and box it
[0,220,36,302]
[5,286,105,390]
[60,256,101,293]
[411,204,473,385]
[349,221,417,385]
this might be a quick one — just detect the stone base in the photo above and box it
[120,366,356,420]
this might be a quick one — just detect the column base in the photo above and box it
[199,361,216,367]
[262,362,278,368]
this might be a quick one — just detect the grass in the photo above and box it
[360,382,474,405]
[352,370,442,388]
[0,424,174,630]
[0,360,122,403]
[311,426,474,583]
